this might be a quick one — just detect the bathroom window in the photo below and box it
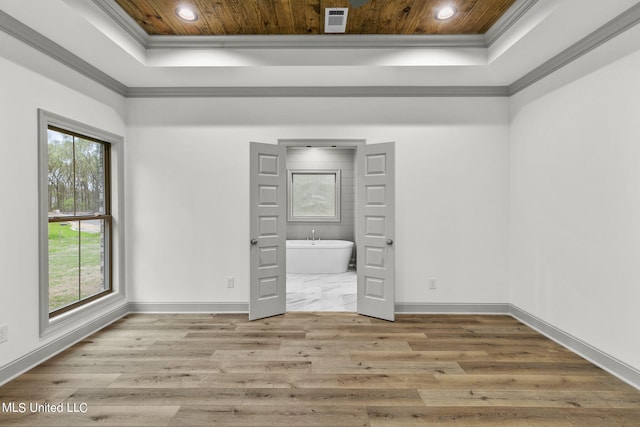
[288,170,341,222]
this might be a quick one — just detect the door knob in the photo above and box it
[386,239,393,245]
[250,239,258,245]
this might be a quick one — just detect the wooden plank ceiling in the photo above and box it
[114,0,517,36]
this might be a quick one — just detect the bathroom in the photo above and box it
[285,145,357,312]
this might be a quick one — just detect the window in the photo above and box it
[46,127,111,316]
[39,110,124,334]
[288,170,341,222]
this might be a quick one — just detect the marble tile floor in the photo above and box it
[286,269,357,311]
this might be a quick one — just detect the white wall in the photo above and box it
[0,46,126,368]
[125,97,510,306]
[509,47,640,371]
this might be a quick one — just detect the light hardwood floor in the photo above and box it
[1,313,639,426]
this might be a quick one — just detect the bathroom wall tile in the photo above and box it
[286,147,356,241]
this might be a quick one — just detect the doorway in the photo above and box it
[249,140,395,321]
[283,142,358,312]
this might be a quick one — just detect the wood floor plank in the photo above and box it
[433,373,633,391]
[286,373,440,389]
[66,387,248,406]
[213,360,312,374]
[1,313,638,427]
[107,373,293,389]
[148,340,280,352]
[350,350,493,362]
[488,348,591,362]
[61,347,215,360]
[0,405,180,426]
[458,361,607,376]
[311,359,465,375]
[87,329,188,340]
[22,360,170,375]
[0,387,77,403]
[367,406,577,426]
[66,340,155,351]
[210,349,283,360]
[68,387,424,407]
[184,331,306,339]
[413,336,569,348]
[168,405,369,427]
[211,349,347,362]
[410,341,579,354]
[279,339,413,353]
[591,390,640,408]
[3,374,120,389]
[304,332,428,341]
[418,389,615,408]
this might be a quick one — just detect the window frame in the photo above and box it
[46,126,113,317]
[287,169,341,222]
[38,110,125,337]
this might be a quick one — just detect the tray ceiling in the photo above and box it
[2,0,640,95]
[113,0,517,36]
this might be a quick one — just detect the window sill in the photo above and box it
[40,292,126,339]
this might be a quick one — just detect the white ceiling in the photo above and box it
[1,0,639,92]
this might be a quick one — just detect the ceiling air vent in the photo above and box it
[324,8,348,33]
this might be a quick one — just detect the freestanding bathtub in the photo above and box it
[286,240,354,274]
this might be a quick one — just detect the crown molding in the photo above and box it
[124,85,510,98]
[0,9,128,96]
[90,0,148,48]
[485,0,540,47]
[145,34,488,49]
[508,1,640,95]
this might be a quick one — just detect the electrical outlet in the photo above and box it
[226,277,235,288]
[429,278,437,290]
[0,324,7,344]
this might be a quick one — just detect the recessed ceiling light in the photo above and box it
[435,6,456,20]
[176,6,198,22]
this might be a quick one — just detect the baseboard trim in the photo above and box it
[3,301,638,391]
[509,304,640,390]
[395,303,510,314]
[0,303,129,386]
[128,302,249,313]
[395,302,639,390]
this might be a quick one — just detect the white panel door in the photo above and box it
[249,142,287,320]
[356,142,395,321]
